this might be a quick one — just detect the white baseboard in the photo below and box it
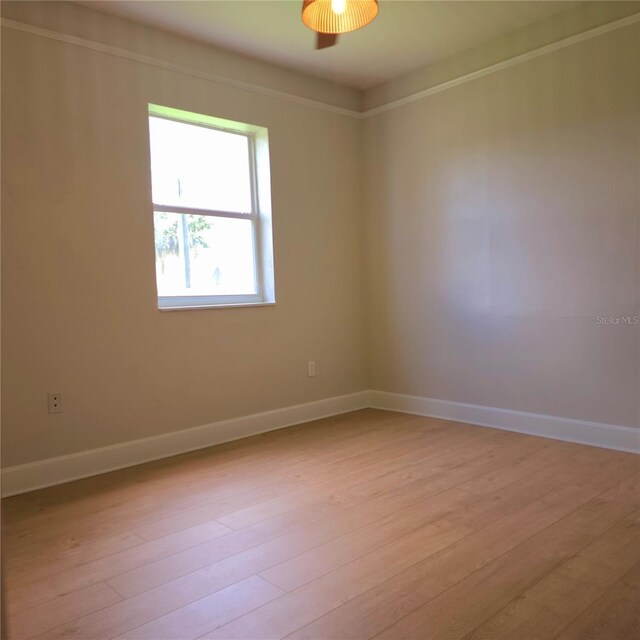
[0,391,370,497]
[368,390,640,455]
[3,389,637,497]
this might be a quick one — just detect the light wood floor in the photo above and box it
[2,409,639,640]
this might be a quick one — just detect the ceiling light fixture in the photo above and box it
[302,0,379,49]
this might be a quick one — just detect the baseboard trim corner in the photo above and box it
[3,389,637,497]
[368,390,640,454]
[1,391,369,497]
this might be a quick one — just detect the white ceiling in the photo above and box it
[84,0,580,89]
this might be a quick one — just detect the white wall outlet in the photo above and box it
[307,361,316,377]
[48,392,63,414]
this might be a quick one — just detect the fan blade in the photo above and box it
[316,32,338,49]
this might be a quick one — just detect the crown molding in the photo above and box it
[2,11,639,119]
[363,12,640,117]
[0,17,363,119]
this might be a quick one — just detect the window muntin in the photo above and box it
[148,105,274,309]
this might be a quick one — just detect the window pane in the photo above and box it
[149,117,252,213]
[154,212,257,297]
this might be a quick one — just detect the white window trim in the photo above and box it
[148,104,276,311]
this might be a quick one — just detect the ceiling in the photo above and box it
[84,0,580,89]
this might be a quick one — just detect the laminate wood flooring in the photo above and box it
[3,409,638,639]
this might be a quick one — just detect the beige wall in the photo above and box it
[2,2,639,469]
[1,3,366,466]
[364,23,640,428]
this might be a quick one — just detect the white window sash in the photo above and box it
[149,106,274,309]
[153,204,257,221]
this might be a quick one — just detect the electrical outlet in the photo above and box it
[48,392,63,414]
[308,361,316,377]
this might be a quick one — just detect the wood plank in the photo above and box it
[3,530,146,584]
[462,557,636,640]
[114,576,283,640]
[200,521,472,640]
[131,419,493,540]
[4,518,233,614]
[554,564,640,640]
[286,480,636,640]
[202,481,608,640]
[260,447,597,593]
[4,410,424,544]
[106,429,545,599]
[7,582,122,639]
[3,411,419,547]
[555,508,640,588]
[369,523,596,640]
[10,433,479,610]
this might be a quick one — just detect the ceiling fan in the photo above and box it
[302,0,379,49]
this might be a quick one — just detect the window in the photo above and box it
[148,104,275,309]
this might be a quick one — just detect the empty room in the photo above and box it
[1,0,639,638]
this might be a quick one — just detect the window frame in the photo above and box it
[148,104,275,310]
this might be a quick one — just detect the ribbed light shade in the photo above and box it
[302,0,379,35]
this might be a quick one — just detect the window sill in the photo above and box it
[158,301,276,312]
